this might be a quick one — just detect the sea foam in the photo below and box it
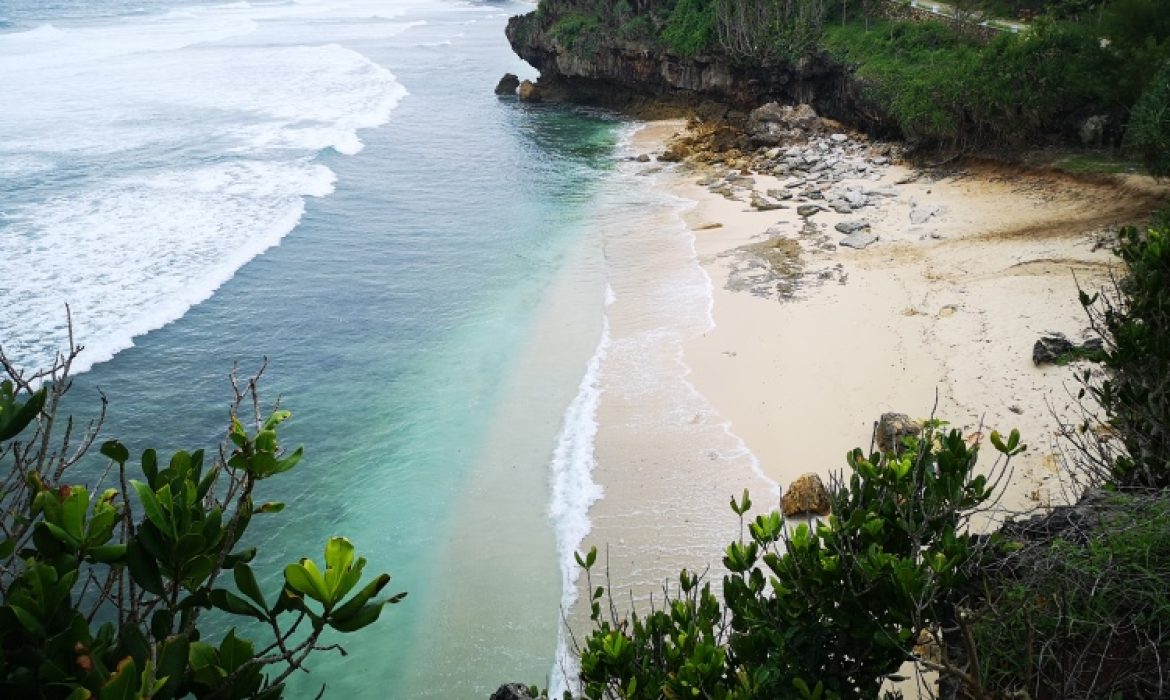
[548,286,613,697]
[0,1,412,374]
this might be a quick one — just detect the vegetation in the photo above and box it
[0,344,402,699]
[1126,59,1170,176]
[1078,211,1170,489]
[572,423,1024,699]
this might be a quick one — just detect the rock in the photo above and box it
[765,188,793,201]
[747,102,820,145]
[830,133,849,143]
[518,79,540,102]
[765,147,782,159]
[1032,333,1075,365]
[909,203,941,224]
[828,199,853,215]
[635,153,651,163]
[835,220,870,234]
[845,188,868,209]
[876,412,922,453]
[1079,114,1109,147]
[839,231,878,249]
[797,204,822,217]
[782,473,831,517]
[494,73,520,95]
[490,684,536,700]
[751,193,787,211]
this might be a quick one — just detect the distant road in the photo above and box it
[905,0,1029,33]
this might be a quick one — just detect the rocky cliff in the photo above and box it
[504,7,897,136]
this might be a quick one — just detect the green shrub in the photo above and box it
[571,421,1023,699]
[1080,214,1170,489]
[661,0,717,56]
[1126,60,1170,176]
[551,11,603,50]
[0,354,402,699]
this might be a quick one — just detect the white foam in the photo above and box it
[548,310,611,697]
[0,160,336,374]
[0,0,412,373]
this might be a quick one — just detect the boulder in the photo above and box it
[1079,114,1109,147]
[746,102,820,146]
[518,79,540,102]
[839,231,878,249]
[1032,333,1075,365]
[751,193,786,211]
[796,204,821,217]
[494,73,520,95]
[782,473,831,517]
[876,412,922,453]
[835,220,870,235]
[490,684,536,700]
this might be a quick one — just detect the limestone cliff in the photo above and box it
[504,5,897,135]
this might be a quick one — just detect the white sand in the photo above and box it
[634,121,1163,518]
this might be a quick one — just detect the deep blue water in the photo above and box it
[0,1,628,695]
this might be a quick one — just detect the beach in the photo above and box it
[562,118,1164,674]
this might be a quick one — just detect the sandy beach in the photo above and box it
[629,119,1163,519]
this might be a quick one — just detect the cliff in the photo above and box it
[504,6,898,136]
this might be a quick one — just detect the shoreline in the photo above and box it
[635,119,1162,518]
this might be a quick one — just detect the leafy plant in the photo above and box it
[570,420,1022,699]
[0,340,403,699]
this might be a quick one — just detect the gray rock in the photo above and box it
[835,221,870,234]
[1032,334,1075,365]
[751,193,787,211]
[830,133,849,143]
[494,73,520,95]
[1079,114,1109,147]
[845,188,868,209]
[873,156,890,166]
[765,188,793,200]
[747,102,820,145]
[797,204,822,217]
[828,199,853,215]
[839,231,879,249]
[635,153,651,163]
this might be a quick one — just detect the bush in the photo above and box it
[1126,60,1170,177]
[0,346,403,699]
[570,421,1023,699]
[1079,214,1170,489]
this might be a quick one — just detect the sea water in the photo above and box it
[0,0,619,696]
[0,1,774,697]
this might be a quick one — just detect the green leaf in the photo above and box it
[233,563,267,611]
[218,629,254,673]
[100,658,138,700]
[100,440,130,465]
[131,481,171,535]
[125,539,166,596]
[210,589,266,621]
[257,501,285,514]
[0,385,45,442]
[331,573,390,622]
[155,634,190,700]
[328,602,386,633]
[88,544,128,564]
[284,561,329,605]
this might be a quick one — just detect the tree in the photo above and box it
[1126,59,1170,177]
[0,330,403,699]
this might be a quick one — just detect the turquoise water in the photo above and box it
[0,1,634,695]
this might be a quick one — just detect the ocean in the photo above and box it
[0,1,773,697]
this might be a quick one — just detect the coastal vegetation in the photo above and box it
[0,349,402,699]
[522,0,1170,153]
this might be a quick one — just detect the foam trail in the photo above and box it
[548,286,614,697]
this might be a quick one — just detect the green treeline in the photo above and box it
[535,0,1170,152]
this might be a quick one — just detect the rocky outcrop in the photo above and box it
[518,79,541,102]
[782,473,831,517]
[490,684,537,700]
[504,8,897,135]
[494,73,521,95]
[1032,333,1104,365]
